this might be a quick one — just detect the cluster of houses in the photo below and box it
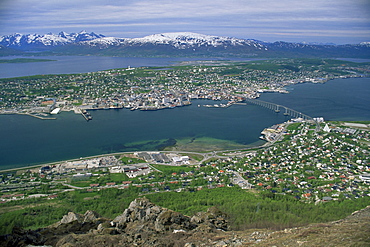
[193,120,369,202]
[3,58,365,116]
[233,121,370,202]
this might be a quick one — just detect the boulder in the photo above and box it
[84,210,101,223]
[112,197,228,235]
[60,212,84,224]
[191,206,229,231]
[154,209,196,232]
[112,198,163,228]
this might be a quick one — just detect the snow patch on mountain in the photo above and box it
[359,42,370,47]
[77,32,267,51]
[126,32,266,50]
[0,31,104,47]
[81,37,126,48]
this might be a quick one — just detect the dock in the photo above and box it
[17,113,56,120]
[80,110,92,121]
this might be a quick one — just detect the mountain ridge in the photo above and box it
[0,31,104,50]
[1,31,369,58]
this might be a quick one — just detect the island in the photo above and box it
[0,58,369,120]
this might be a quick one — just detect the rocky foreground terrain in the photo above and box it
[1,198,369,247]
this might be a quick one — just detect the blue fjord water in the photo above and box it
[0,56,260,78]
[0,100,286,169]
[0,56,369,169]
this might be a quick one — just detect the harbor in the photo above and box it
[80,110,92,121]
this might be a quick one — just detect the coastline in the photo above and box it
[0,75,367,120]
[16,112,57,120]
[0,112,57,120]
[2,118,368,173]
[0,139,268,173]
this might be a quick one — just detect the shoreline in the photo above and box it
[0,112,57,120]
[1,119,368,173]
[0,142,267,173]
[1,76,368,120]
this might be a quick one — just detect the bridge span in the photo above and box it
[243,98,320,130]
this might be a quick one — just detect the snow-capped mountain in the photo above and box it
[79,32,266,50]
[0,31,369,58]
[129,32,265,49]
[0,31,104,49]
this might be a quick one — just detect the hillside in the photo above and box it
[1,197,369,247]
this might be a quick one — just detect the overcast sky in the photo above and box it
[0,0,369,44]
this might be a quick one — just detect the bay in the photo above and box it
[0,100,285,170]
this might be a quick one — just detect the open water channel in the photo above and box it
[0,57,369,169]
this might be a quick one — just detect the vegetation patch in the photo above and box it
[167,137,248,151]
[152,164,195,174]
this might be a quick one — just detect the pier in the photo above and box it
[80,109,92,121]
[244,98,320,131]
[17,113,56,120]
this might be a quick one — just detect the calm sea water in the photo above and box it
[259,77,370,121]
[0,56,259,78]
[0,56,369,170]
[0,101,286,169]
[0,56,187,78]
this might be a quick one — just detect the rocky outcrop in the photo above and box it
[112,197,200,233]
[0,210,110,247]
[2,199,370,246]
[0,198,230,247]
[191,206,229,231]
[56,210,102,225]
[111,197,229,235]
[60,211,84,224]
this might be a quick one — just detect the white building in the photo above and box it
[323,124,331,132]
[359,174,370,181]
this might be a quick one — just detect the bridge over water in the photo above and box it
[243,98,320,130]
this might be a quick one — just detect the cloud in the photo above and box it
[0,0,369,43]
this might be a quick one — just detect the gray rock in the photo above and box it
[184,243,196,247]
[83,210,101,223]
[111,198,229,234]
[60,212,84,224]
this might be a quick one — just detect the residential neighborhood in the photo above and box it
[1,119,369,205]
